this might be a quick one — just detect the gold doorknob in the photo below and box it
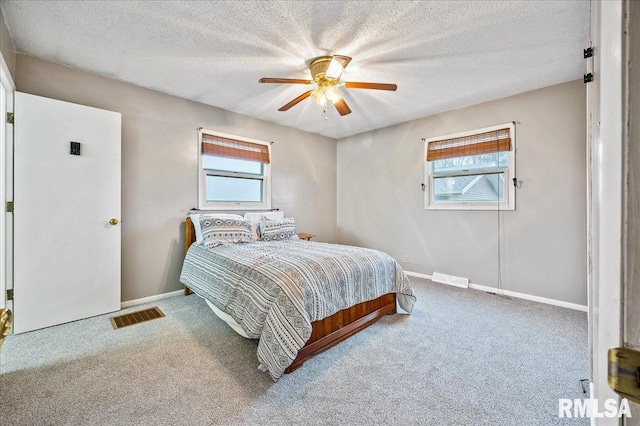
[0,308,12,350]
[109,218,119,225]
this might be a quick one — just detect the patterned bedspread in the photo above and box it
[179,240,416,380]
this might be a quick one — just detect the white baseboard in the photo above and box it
[404,271,588,312]
[120,289,184,309]
[467,283,588,312]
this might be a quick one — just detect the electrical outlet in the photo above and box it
[403,255,410,263]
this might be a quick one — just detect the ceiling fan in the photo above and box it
[259,55,397,117]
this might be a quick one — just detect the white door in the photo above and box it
[590,1,640,423]
[13,92,121,334]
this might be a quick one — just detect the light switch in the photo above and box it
[70,142,81,155]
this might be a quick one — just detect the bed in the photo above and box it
[180,216,415,380]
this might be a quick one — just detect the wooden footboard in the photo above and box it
[183,216,397,373]
[285,292,396,373]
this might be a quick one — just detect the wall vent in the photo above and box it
[432,272,469,289]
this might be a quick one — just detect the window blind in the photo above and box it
[426,128,511,161]
[202,133,270,164]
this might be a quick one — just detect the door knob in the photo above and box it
[109,218,119,226]
[0,308,11,350]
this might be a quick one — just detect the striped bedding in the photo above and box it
[180,240,416,380]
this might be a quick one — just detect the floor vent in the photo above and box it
[110,307,165,330]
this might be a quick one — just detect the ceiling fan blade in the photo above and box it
[278,90,312,111]
[344,82,398,91]
[333,55,352,69]
[333,98,352,116]
[259,78,312,84]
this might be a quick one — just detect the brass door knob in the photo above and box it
[0,308,12,349]
[109,218,119,225]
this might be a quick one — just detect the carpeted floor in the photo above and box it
[0,278,588,425]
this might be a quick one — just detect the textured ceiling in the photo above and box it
[1,1,589,140]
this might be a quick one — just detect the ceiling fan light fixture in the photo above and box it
[311,85,341,106]
[326,86,342,103]
[311,90,327,106]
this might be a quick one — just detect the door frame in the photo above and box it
[621,0,639,419]
[0,52,15,313]
[588,1,626,424]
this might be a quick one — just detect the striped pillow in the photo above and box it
[200,217,252,249]
[259,217,297,241]
[190,213,244,245]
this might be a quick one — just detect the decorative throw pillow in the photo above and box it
[244,211,284,241]
[258,217,297,241]
[199,217,253,248]
[190,213,244,245]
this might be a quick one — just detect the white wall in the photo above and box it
[13,51,588,307]
[15,54,337,302]
[338,80,587,305]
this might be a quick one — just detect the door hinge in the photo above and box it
[6,112,13,124]
[6,289,13,301]
[584,46,594,58]
[6,201,13,213]
[608,347,640,404]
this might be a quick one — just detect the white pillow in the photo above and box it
[244,211,284,240]
[190,213,244,245]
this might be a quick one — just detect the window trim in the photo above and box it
[423,122,516,211]
[198,129,271,211]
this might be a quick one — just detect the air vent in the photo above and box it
[432,272,469,289]
[110,306,165,330]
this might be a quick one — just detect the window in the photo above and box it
[198,129,271,210]
[424,123,515,210]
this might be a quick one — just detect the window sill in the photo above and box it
[198,203,271,211]
[424,203,515,211]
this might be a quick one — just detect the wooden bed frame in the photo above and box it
[183,218,396,373]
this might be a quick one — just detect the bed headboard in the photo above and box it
[185,217,196,256]
[183,217,196,295]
